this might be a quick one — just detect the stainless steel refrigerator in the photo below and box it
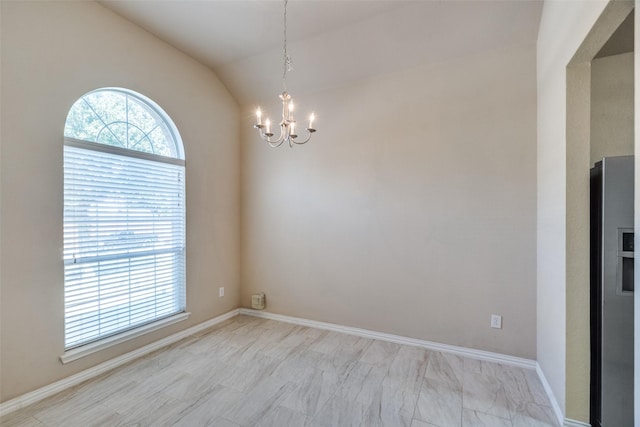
[590,155,634,427]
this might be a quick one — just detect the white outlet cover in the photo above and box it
[219,287,224,297]
[491,314,502,329]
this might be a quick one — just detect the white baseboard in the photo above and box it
[239,308,537,370]
[564,419,590,427]
[535,362,565,426]
[533,365,591,427]
[0,308,240,418]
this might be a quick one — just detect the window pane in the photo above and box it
[63,88,185,350]
[64,88,182,159]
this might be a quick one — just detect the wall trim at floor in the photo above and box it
[535,362,566,426]
[564,419,591,427]
[239,308,537,369]
[0,308,240,418]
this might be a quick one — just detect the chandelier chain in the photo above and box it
[282,0,292,91]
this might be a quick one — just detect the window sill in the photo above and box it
[60,312,191,364]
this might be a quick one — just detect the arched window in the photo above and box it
[63,88,186,352]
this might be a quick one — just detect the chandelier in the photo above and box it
[253,0,316,148]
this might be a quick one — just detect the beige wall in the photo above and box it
[241,44,538,359]
[591,52,635,165]
[0,1,240,402]
[565,61,593,425]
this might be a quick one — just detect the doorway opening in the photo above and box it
[565,1,634,424]
[589,10,634,427]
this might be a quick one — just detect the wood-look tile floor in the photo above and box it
[1,315,559,427]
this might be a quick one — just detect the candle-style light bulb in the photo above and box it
[308,113,315,130]
[265,119,271,134]
[256,108,262,126]
[290,122,296,137]
[288,101,294,120]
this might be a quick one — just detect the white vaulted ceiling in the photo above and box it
[100,0,543,104]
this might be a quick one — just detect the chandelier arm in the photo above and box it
[269,139,286,148]
[291,130,314,145]
[258,124,286,146]
[260,131,283,144]
[274,122,287,142]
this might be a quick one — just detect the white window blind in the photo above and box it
[63,142,185,349]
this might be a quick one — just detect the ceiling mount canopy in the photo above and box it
[253,0,317,148]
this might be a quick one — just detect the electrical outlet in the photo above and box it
[219,287,224,297]
[491,314,502,329]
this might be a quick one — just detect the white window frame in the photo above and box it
[61,88,188,362]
